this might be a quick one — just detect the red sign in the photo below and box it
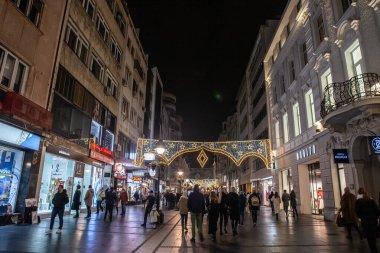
[90,150,114,164]
[89,143,113,157]
[1,92,53,130]
[133,176,142,181]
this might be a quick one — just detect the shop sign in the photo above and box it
[0,122,41,151]
[132,171,145,177]
[133,176,142,182]
[74,162,85,178]
[90,150,114,164]
[0,151,15,175]
[114,163,126,180]
[368,136,380,155]
[333,149,349,163]
[89,143,113,157]
[0,92,53,130]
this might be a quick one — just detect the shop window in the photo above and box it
[80,0,95,19]
[0,47,27,93]
[305,89,316,128]
[91,53,104,82]
[95,12,109,43]
[65,22,89,64]
[308,162,323,215]
[12,0,43,26]
[292,102,301,136]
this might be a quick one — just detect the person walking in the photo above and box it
[134,190,140,204]
[46,185,69,234]
[290,190,299,217]
[178,191,189,232]
[72,185,81,218]
[272,192,281,221]
[114,190,119,215]
[119,188,128,216]
[227,187,239,236]
[188,184,205,243]
[238,191,246,225]
[96,187,105,214]
[141,190,156,227]
[282,190,290,219]
[356,190,380,253]
[218,187,229,235]
[104,187,117,222]
[248,190,261,226]
[341,187,363,241]
[208,191,220,241]
[84,185,94,219]
[269,191,275,214]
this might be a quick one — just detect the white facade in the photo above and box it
[264,0,380,221]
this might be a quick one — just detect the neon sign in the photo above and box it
[89,143,113,157]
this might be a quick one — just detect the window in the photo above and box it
[321,68,334,108]
[253,105,267,128]
[0,47,27,93]
[121,98,129,119]
[12,0,43,26]
[316,14,326,44]
[65,22,89,64]
[293,102,301,136]
[252,83,265,107]
[274,121,280,148]
[345,40,364,95]
[302,42,308,66]
[96,13,109,42]
[114,6,126,35]
[79,0,94,19]
[283,112,289,143]
[289,61,295,82]
[137,116,142,130]
[105,73,118,99]
[280,75,286,94]
[132,80,138,97]
[90,54,104,81]
[305,89,316,128]
[130,108,136,124]
[110,38,122,64]
[341,0,352,14]
[272,86,278,104]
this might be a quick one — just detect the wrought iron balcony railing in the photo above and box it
[321,73,380,118]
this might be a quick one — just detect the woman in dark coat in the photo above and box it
[72,185,81,218]
[227,187,240,236]
[340,187,362,241]
[208,191,220,241]
[356,190,380,253]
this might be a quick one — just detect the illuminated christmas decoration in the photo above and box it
[134,138,271,168]
[196,150,209,168]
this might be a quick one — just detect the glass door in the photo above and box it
[308,162,323,215]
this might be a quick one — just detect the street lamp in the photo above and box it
[155,139,166,155]
[177,171,184,193]
[153,140,166,212]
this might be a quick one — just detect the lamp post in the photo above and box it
[177,171,184,193]
[154,140,166,212]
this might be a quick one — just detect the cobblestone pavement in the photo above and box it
[0,206,378,253]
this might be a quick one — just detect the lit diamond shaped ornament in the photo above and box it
[197,149,208,168]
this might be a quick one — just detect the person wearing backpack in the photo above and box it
[248,190,261,226]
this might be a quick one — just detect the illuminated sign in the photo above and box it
[90,150,114,164]
[90,143,113,157]
[333,149,349,163]
[0,122,41,151]
[143,153,155,161]
[114,163,126,180]
[133,176,142,181]
[368,136,380,155]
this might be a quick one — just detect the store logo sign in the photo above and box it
[90,143,113,157]
[333,149,350,163]
[368,136,380,155]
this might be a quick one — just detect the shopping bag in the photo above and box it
[336,212,344,227]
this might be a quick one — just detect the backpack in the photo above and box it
[251,195,260,207]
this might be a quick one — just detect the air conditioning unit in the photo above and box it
[104,86,112,96]
[122,78,128,87]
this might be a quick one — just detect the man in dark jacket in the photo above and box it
[72,185,81,218]
[141,190,156,226]
[104,187,117,222]
[188,184,205,243]
[268,191,274,214]
[219,187,229,235]
[248,190,261,226]
[356,190,380,253]
[228,187,239,236]
[238,191,246,225]
[46,185,69,234]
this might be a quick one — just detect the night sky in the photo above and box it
[127,0,288,141]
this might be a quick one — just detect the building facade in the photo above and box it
[0,0,67,214]
[265,0,380,221]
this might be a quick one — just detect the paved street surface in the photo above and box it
[0,206,378,253]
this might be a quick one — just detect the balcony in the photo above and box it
[321,73,380,130]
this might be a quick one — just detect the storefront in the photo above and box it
[0,122,41,214]
[251,168,273,206]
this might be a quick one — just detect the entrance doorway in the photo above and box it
[308,162,323,215]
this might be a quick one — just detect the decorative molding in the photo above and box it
[368,0,380,11]
[334,39,343,48]
[350,19,360,31]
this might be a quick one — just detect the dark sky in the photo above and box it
[127,0,288,141]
